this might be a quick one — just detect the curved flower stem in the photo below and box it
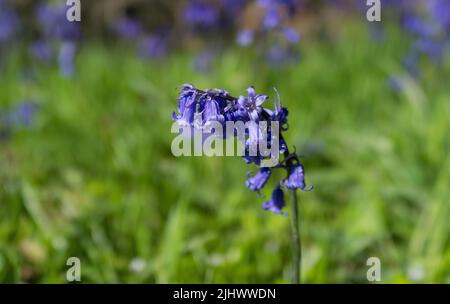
[289,188,301,284]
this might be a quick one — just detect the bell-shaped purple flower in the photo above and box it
[282,27,300,44]
[58,42,77,77]
[262,185,287,216]
[0,3,19,43]
[173,87,198,126]
[285,164,311,191]
[30,40,53,62]
[113,18,143,40]
[246,167,271,193]
[138,34,168,59]
[183,1,219,29]
[202,97,225,126]
[237,30,254,47]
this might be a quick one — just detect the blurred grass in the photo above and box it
[0,23,449,283]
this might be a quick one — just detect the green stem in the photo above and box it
[290,189,301,284]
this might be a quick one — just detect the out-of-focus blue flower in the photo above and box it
[1,101,38,128]
[183,1,219,29]
[236,30,254,47]
[262,185,287,216]
[388,76,406,92]
[402,15,436,37]
[402,52,420,78]
[36,3,80,42]
[263,6,281,30]
[193,50,215,72]
[58,42,77,77]
[30,40,53,62]
[0,2,19,43]
[414,38,445,61]
[113,18,143,40]
[266,44,299,66]
[246,167,271,193]
[221,0,246,16]
[138,34,168,59]
[430,0,450,31]
[282,27,300,44]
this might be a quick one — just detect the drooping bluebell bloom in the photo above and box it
[58,42,77,77]
[430,0,450,31]
[236,30,254,47]
[414,38,445,62]
[113,18,143,40]
[221,0,246,16]
[262,6,281,30]
[138,34,168,59]
[193,50,215,72]
[262,185,287,216]
[282,27,300,44]
[172,85,198,127]
[246,167,271,193]
[237,0,301,67]
[183,1,220,29]
[285,164,308,190]
[201,96,226,126]
[30,40,53,62]
[36,3,80,42]
[0,1,19,43]
[34,3,80,77]
[1,101,38,128]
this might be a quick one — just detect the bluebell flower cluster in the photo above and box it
[0,0,19,45]
[183,1,220,30]
[236,0,301,66]
[33,2,81,77]
[0,101,38,141]
[112,17,169,60]
[383,0,450,81]
[172,84,311,216]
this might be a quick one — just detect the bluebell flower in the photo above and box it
[246,167,271,193]
[173,86,198,126]
[236,30,254,47]
[0,2,19,43]
[201,96,225,126]
[138,34,168,59]
[430,0,450,31]
[221,0,246,16]
[30,40,53,62]
[263,6,281,30]
[414,38,444,61]
[172,84,311,216]
[1,101,38,128]
[58,42,77,77]
[282,27,300,44]
[113,18,143,40]
[36,4,80,41]
[183,1,219,29]
[266,44,298,66]
[285,164,309,190]
[193,51,215,72]
[237,87,268,121]
[262,185,287,216]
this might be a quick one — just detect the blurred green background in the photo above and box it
[0,0,449,283]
